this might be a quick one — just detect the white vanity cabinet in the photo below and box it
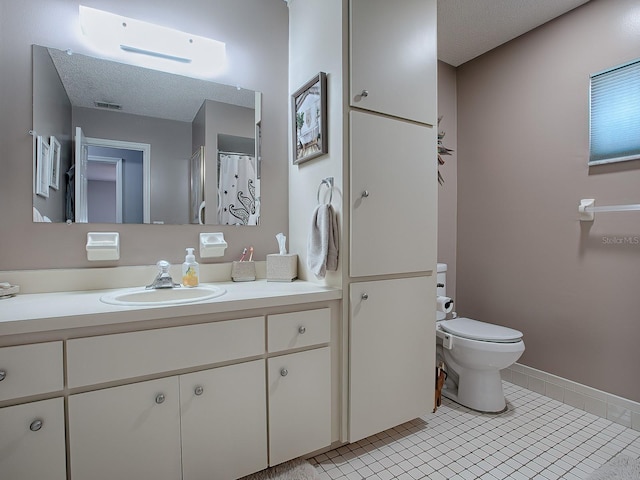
[349,276,435,442]
[266,309,332,466]
[0,397,67,480]
[0,285,340,480]
[350,110,437,277]
[350,0,437,125]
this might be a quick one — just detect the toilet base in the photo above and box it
[441,369,508,413]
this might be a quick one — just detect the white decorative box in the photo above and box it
[266,254,298,282]
[231,261,256,282]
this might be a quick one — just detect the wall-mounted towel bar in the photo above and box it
[578,198,640,221]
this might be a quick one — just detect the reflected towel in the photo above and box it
[307,204,339,278]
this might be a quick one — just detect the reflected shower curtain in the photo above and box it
[218,153,258,225]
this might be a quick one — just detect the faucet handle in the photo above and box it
[156,260,171,273]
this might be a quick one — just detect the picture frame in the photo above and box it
[292,72,327,164]
[49,135,61,190]
[189,146,205,224]
[35,135,51,198]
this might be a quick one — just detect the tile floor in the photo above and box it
[311,382,640,480]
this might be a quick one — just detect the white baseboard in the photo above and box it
[502,363,640,432]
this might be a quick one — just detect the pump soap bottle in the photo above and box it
[182,248,200,287]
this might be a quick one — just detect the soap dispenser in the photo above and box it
[182,248,200,287]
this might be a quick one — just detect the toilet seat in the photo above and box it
[439,317,522,343]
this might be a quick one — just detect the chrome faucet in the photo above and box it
[146,260,180,289]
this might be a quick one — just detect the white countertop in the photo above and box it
[0,280,342,336]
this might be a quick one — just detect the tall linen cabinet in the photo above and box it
[347,0,438,442]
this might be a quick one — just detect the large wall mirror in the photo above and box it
[32,45,262,226]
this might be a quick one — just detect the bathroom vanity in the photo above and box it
[0,281,341,480]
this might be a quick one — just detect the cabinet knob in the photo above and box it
[298,326,306,334]
[360,89,369,97]
[362,190,370,198]
[0,370,5,382]
[155,393,166,404]
[30,419,43,432]
[280,368,288,377]
[194,386,204,396]
[361,293,369,300]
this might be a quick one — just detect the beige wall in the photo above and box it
[437,61,458,300]
[288,0,346,287]
[456,0,640,401]
[0,0,288,270]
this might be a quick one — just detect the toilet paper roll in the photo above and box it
[437,296,454,314]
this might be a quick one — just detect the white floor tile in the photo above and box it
[312,381,640,480]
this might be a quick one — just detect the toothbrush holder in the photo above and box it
[231,261,256,282]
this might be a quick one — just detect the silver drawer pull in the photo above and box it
[298,326,306,334]
[362,190,370,198]
[362,293,369,300]
[30,419,43,432]
[361,90,369,97]
[155,393,166,404]
[0,370,5,382]
[280,368,288,377]
[194,386,204,396]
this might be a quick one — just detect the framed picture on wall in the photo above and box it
[35,135,51,198]
[49,135,61,190]
[292,72,328,164]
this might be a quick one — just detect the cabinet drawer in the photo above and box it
[67,317,265,388]
[267,308,330,353]
[0,397,67,480]
[0,342,63,401]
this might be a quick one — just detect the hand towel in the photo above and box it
[307,204,339,278]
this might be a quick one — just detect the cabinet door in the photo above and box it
[350,111,437,277]
[68,377,182,480]
[180,360,268,480]
[268,347,331,466]
[350,0,437,125]
[0,398,66,480]
[349,276,435,442]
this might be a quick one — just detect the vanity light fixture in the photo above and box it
[78,5,226,77]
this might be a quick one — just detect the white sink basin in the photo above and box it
[100,285,226,306]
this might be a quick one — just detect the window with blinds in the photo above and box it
[589,58,640,165]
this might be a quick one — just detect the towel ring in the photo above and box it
[317,177,334,205]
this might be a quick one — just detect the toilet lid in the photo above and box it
[439,317,522,343]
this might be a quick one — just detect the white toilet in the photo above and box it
[435,263,525,413]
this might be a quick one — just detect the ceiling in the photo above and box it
[437,0,591,66]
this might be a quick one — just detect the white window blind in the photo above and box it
[589,59,640,165]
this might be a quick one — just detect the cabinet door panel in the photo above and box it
[350,0,437,124]
[180,360,267,480]
[268,347,331,466]
[350,111,437,277]
[0,398,66,480]
[349,277,435,442]
[69,377,182,480]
